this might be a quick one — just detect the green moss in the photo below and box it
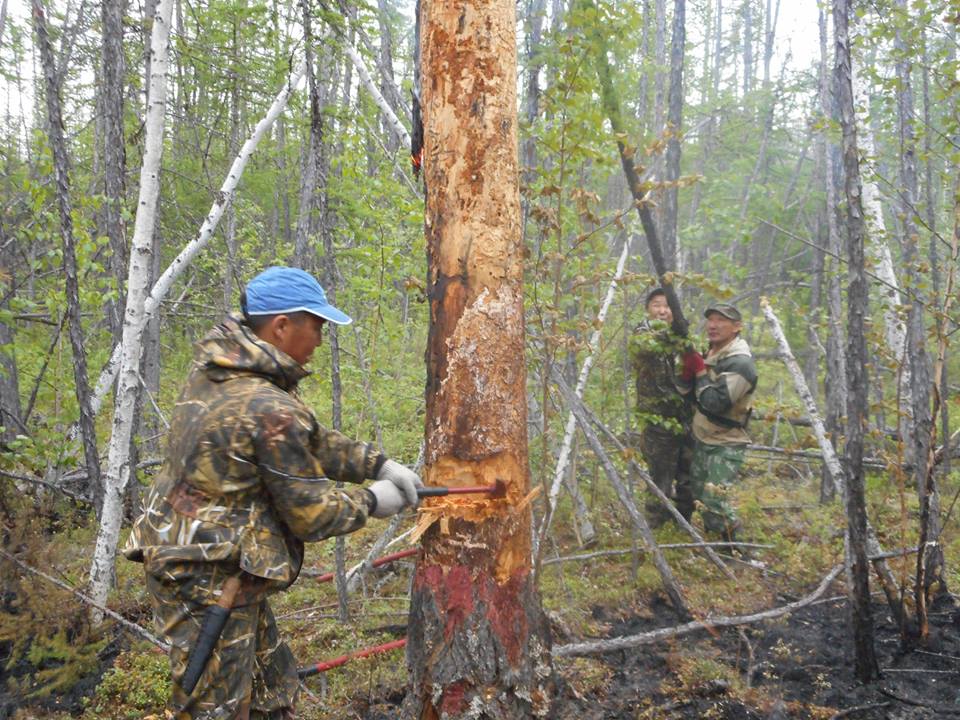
[81,649,171,720]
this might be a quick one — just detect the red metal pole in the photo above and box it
[298,637,408,678]
[314,547,420,584]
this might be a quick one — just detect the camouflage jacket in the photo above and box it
[123,314,384,599]
[631,320,689,429]
[690,335,757,446]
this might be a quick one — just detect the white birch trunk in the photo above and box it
[88,57,308,417]
[338,36,410,148]
[88,0,174,620]
[851,32,908,386]
[537,233,632,550]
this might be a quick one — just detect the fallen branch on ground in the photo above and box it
[543,543,773,567]
[553,564,842,657]
[0,548,168,651]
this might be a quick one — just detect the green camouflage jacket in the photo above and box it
[690,335,757,446]
[631,319,690,429]
[123,314,384,599]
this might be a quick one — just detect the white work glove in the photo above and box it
[367,480,406,519]
[376,459,424,508]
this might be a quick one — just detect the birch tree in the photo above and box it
[88,0,174,619]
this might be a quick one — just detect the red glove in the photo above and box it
[679,350,706,382]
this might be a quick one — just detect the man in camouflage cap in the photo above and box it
[679,302,757,541]
[631,288,695,526]
[124,266,423,720]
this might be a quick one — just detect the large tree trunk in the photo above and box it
[833,0,880,683]
[32,0,103,511]
[88,0,173,621]
[403,2,554,716]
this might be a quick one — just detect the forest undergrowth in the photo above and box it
[1,448,957,720]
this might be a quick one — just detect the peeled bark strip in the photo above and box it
[403,3,554,717]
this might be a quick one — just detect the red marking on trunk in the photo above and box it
[442,565,474,639]
[483,570,529,665]
[416,564,476,640]
[439,680,469,715]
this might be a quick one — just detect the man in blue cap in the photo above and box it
[124,266,422,719]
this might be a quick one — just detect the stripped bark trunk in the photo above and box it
[742,0,752,96]
[403,2,555,714]
[88,0,173,622]
[551,367,690,618]
[32,0,103,512]
[833,0,880,680]
[88,57,308,417]
[100,0,127,342]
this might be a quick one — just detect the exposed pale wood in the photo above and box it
[403,2,554,715]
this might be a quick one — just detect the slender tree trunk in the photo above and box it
[88,0,173,621]
[742,0,752,96]
[222,5,242,310]
[0,230,22,447]
[893,0,939,638]
[100,0,127,342]
[403,2,555,715]
[833,0,880,682]
[376,0,400,152]
[32,0,103,511]
[662,0,684,270]
[819,7,845,504]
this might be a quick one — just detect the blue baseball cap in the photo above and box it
[244,266,352,325]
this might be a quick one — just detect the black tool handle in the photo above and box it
[181,605,231,694]
[416,487,451,497]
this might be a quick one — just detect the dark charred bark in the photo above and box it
[403,2,555,716]
[100,0,127,342]
[833,0,880,683]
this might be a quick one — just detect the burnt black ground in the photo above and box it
[554,591,960,719]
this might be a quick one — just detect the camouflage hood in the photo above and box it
[196,313,309,391]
